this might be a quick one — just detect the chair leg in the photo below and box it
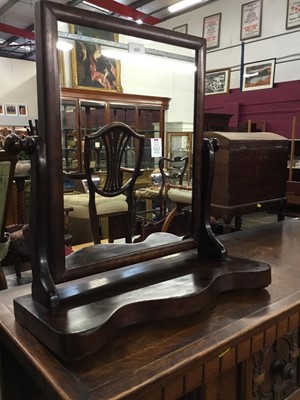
[0,263,8,290]
[161,206,178,232]
[125,210,134,243]
[14,256,22,279]
[108,215,132,243]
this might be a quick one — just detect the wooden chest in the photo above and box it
[204,131,289,229]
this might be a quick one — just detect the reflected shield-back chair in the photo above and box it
[0,151,17,289]
[158,155,189,229]
[84,122,145,244]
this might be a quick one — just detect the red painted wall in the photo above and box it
[204,80,300,139]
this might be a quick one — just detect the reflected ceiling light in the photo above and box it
[136,19,143,24]
[82,1,111,14]
[56,41,73,51]
[102,48,196,74]
[168,0,205,13]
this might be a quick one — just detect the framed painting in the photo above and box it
[0,104,4,115]
[18,104,28,116]
[286,0,300,29]
[205,68,230,95]
[71,25,122,92]
[5,104,18,116]
[173,24,188,34]
[242,59,275,91]
[240,0,262,40]
[203,13,221,49]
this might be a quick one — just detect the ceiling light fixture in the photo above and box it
[82,1,112,14]
[101,48,196,74]
[56,41,73,51]
[168,0,205,13]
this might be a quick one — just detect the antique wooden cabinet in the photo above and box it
[0,219,300,399]
[60,87,170,174]
[204,131,289,232]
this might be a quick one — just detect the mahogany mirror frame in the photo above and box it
[32,0,206,298]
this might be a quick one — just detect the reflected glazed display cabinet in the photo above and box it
[60,87,170,174]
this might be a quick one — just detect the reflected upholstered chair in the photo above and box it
[0,151,17,289]
[65,122,144,244]
[158,155,189,221]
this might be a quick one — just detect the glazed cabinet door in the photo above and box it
[60,99,78,173]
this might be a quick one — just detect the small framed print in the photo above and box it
[203,13,221,49]
[205,68,230,95]
[18,104,28,116]
[241,0,262,40]
[173,24,188,34]
[0,104,4,115]
[242,59,275,91]
[286,0,300,29]
[5,104,18,116]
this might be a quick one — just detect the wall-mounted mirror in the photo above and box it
[27,0,209,308]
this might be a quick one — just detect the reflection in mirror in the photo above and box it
[59,24,197,251]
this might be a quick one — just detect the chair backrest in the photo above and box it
[158,155,189,219]
[84,122,145,243]
[0,151,17,243]
[84,122,145,197]
[158,155,189,189]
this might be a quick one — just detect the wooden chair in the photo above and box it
[83,122,145,244]
[158,155,189,220]
[0,151,17,289]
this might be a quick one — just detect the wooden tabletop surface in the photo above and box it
[0,218,299,400]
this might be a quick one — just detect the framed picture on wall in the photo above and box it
[242,59,275,91]
[205,68,230,95]
[203,13,221,49]
[18,104,28,116]
[173,24,188,34]
[240,0,262,40]
[71,25,122,92]
[0,105,4,115]
[5,104,18,116]
[286,0,300,29]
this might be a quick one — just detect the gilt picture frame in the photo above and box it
[71,25,122,92]
[242,59,275,91]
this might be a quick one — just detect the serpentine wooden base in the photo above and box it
[13,251,271,360]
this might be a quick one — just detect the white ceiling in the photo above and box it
[0,0,217,60]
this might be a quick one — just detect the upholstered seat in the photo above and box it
[158,155,189,224]
[166,186,192,205]
[64,193,128,219]
[161,184,192,233]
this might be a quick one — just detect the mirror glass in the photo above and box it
[33,1,205,284]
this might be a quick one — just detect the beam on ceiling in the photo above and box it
[81,0,160,24]
[0,0,19,16]
[128,0,153,7]
[0,22,35,40]
[3,23,34,45]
